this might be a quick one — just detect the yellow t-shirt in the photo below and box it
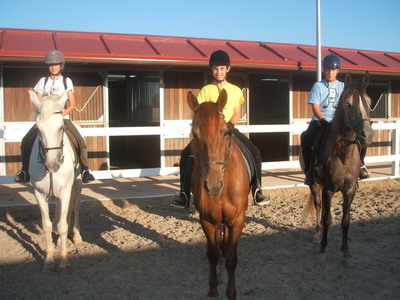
[197,83,244,122]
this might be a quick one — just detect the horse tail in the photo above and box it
[302,186,321,220]
[302,192,316,220]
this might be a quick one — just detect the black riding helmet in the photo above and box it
[209,50,230,66]
[322,54,342,69]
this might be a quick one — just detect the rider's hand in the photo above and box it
[319,118,329,129]
[227,121,235,131]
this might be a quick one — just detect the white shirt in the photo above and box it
[34,75,74,96]
[33,75,74,118]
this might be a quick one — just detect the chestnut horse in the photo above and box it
[187,90,250,300]
[301,72,374,259]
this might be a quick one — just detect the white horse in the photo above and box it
[28,90,83,270]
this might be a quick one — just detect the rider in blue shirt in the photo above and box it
[301,54,370,185]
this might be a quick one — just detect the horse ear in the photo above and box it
[362,71,370,90]
[187,91,199,112]
[28,90,40,108]
[216,89,228,112]
[344,72,352,86]
[57,91,69,109]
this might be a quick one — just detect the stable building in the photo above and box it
[1,28,399,179]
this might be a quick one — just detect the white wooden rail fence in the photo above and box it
[1,121,399,184]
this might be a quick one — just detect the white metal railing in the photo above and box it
[0,121,399,184]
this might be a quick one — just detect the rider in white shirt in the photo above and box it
[15,50,95,184]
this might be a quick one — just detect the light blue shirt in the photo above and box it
[308,80,344,122]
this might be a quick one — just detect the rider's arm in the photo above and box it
[229,106,241,125]
[62,90,76,117]
[311,103,324,121]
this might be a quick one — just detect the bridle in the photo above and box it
[38,111,65,169]
[337,86,371,149]
[196,120,234,179]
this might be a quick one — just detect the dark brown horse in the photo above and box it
[187,90,250,300]
[302,72,374,259]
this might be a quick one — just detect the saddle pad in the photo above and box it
[233,135,255,182]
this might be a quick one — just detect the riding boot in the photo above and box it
[252,162,270,206]
[171,146,193,209]
[304,169,315,185]
[359,145,370,179]
[14,125,38,183]
[80,149,95,183]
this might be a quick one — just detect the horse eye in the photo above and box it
[347,103,352,107]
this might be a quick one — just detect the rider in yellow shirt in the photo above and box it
[171,50,270,208]
[197,82,244,122]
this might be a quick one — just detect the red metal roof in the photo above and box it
[1,28,399,74]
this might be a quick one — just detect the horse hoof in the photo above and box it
[42,262,56,273]
[312,233,321,244]
[73,237,83,248]
[207,289,219,298]
[59,258,70,269]
[341,257,354,268]
[317,252,328,264]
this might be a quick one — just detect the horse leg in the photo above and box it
[224,214,245,300]
[320,188,333,254]
[201,220,220,298]
[34,190,55,270]
[310,184,322,242]
[341,184,356,258]
[71,182,83,247]
[57,190,73,268]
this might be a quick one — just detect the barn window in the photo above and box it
[367,80,388,119]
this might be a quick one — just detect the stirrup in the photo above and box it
[253,187,271,206]
[170,191,189,209]
[14,169,29,183]
[82,169,95,183]
[359,166,370,180]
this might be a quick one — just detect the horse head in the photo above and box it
[188,90,231,198]
[29,90,68,173]
[333,72,374,146]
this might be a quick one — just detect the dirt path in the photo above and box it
[1,179,399,299]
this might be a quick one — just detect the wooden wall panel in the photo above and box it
[163,71,203,167]
[292,76,315,119]
[3,68,43,122]
[164,71,203,120]
[5,143,20,175]
[164,138,191,167]
[391,80,400,118]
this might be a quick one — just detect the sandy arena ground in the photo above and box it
[1,179,399,299]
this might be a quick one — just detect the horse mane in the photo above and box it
[332,81,361,136]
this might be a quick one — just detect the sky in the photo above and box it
[1,0,399,53]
